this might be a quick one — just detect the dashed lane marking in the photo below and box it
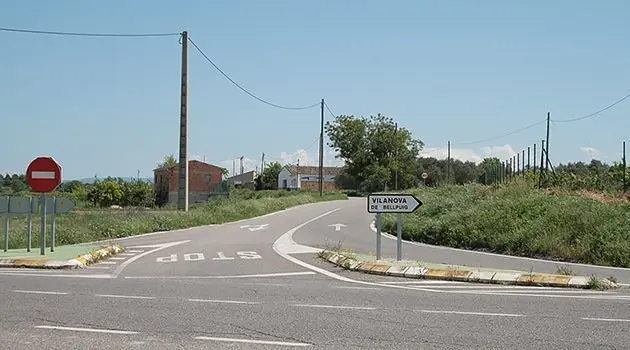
[35,325,138,335]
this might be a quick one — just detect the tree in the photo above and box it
[326,113,423,192]
[259,162,282,190]
[158,154,177,168]
[10,179,25,193]
[87,180,123,207]
[477,157,501,184]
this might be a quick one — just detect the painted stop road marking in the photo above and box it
[156,251,262,263]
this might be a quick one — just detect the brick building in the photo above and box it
[154,160,226,205]
[277,165,342,191]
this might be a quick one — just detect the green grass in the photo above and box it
[381,179,630,268]
[2,190,346,249]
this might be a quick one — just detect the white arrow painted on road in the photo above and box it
[240,224,269,232]
[328,223,347,232]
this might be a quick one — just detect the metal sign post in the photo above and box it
[367,193,422,261]
[40,193,46,256]
[3,215,8,253]
[375,213,382,260]
[396,214,402,260]
[51,197,57,252]
[27,197,34,252]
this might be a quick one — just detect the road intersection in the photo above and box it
[1,198,629,349]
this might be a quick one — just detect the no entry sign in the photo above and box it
[26,157,62,193]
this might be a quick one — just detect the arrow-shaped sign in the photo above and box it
[367,194,423,214]
[328,223,347,231]
[239,224,269,232]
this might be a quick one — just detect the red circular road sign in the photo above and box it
[26,157,63,193]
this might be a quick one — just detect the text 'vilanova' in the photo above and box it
[370,196,409,210]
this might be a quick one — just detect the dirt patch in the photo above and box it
[574,190,629,204]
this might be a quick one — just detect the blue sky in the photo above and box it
[2,0,629,180]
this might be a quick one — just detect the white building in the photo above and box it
[277,165,341,191]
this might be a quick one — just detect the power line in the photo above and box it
[187,37,320,111]
[324,103,337,119]
[552,93,630,123]
[0,26,180,37]
[453,119,547,146]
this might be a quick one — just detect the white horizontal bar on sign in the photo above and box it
[31,171,56,179]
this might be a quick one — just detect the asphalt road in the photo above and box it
[0,198,629,349]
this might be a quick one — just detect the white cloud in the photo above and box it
[420,144,518,164]
[579,146,600,159]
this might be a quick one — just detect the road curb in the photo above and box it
[319,250,618,289]
[0,244,125,269]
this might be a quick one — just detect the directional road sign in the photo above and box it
[367,193,422,214]
[0,196,8,214]
[26,157,62,193]
[8,197,35,214]
[44,197,75,214]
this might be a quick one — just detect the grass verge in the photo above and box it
[4,190,346,249]
[380,179,630,268]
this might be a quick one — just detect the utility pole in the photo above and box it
[623,141,627,192]
[522,150,525,177]
[296,159,300,190]
[545,112,551,173]
[319,98,324,196]
[261,153,265,174]
[538,140,545,188]
[177,30,189,211]
[517,153,520,177]
[446,141,451,185]
[533,143,537,174]
[527,147,531,172]
[394,123,398,191]
[240,156,244,175]
[232,159,235,179]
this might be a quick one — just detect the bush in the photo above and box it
[381,180,630,268]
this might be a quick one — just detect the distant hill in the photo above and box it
[66,177,153,184]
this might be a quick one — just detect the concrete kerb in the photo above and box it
[0,244,125,269]
[320,250,619,289]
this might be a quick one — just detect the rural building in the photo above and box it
[153,160,226,205]
[226,170,257,190]
[277,165,342,191]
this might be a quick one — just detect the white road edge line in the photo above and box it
[293,304,376,310]
[370,220,630,273]
[14,290,68,295]
[108,257,126,260]
[0,272,112,279]
[188,299,260,305]
[194,336,311,347]
[96,294,156,300]
[582,317,630,322]
[418,310,523,317]
[112,240,191,278]
[124,271,316,279]
[34,325,138,335]
[332,286,381,291]
[272,210,630,300]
